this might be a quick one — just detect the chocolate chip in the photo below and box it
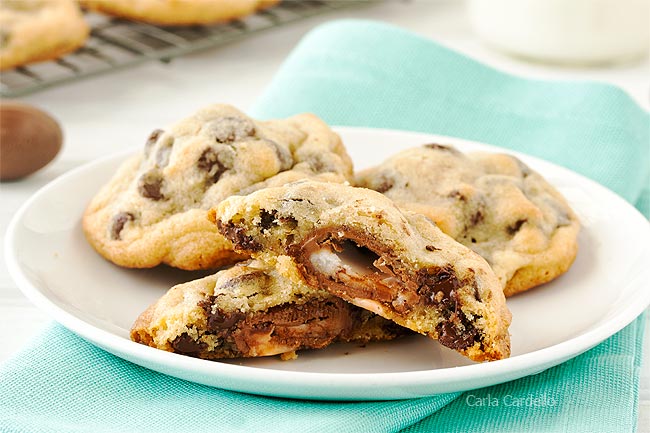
[206,306,245,332]
[264,139,293,171]
[417,267,460,304]
[0,30,11,49]
[424,143,458,153]
[144,129,163,156]
[470,209,484,226]
[204,117,256,143]
[171,334,206,354]
[155,136,174,168]
[216,221,262,252]
[259,209,277,230]
[374,176,394,193]
[197,148,228,183]
[110,212,134,240]
[425,245,440,252]
[137,169,164,200]
[506,218,527,235]
[436,315,480,351]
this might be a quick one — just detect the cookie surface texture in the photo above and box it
[131,256,405,360]
[213,180,512,362]
[83,104,352,270]
[0,0,89,70]
[356,144,580,297]
[80,0,279,26]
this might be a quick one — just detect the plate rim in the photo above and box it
[5,126,650,400]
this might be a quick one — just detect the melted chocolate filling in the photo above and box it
[192,297,392,358]
[292,227,482,351]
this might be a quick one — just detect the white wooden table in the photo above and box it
[1,0,648,430]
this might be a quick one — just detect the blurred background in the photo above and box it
[1,0,648,172]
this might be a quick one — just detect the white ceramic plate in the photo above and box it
[6,127,650,401]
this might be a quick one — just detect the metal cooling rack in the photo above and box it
[0,0,371,97]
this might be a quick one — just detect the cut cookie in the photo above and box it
[131,256,405,360]
[80,0,279,26]
[356,144,580,297]
[0,0,89,70]
[212,181,511,362]
[83,104,352,270]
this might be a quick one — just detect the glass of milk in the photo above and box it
[468,0,650,65]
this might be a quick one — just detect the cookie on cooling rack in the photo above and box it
[79,0,279,26]
[0,0,89,70]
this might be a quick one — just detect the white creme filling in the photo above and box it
[309,243,376,278]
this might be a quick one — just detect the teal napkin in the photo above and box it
[2,20,648,433]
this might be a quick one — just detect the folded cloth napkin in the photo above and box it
[2,20,648,433]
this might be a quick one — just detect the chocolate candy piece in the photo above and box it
[437,315,479,351]
[0,102,62,181]
[216,221,262,253]
[130,258,406,360]
[212,180,512,361]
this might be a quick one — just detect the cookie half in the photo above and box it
[80,0,279,26]
[212,181,511,362]
[83,104,353,270]
[356,144,580,297]
[0,0,89,70]
[131,256,405,360]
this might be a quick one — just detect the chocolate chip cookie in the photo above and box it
[131,256,405,360]
[211,180,511,362]
[355,144,580,297]
[0,0,89,70]
[83,104,353,270]
[80,0,279,26]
